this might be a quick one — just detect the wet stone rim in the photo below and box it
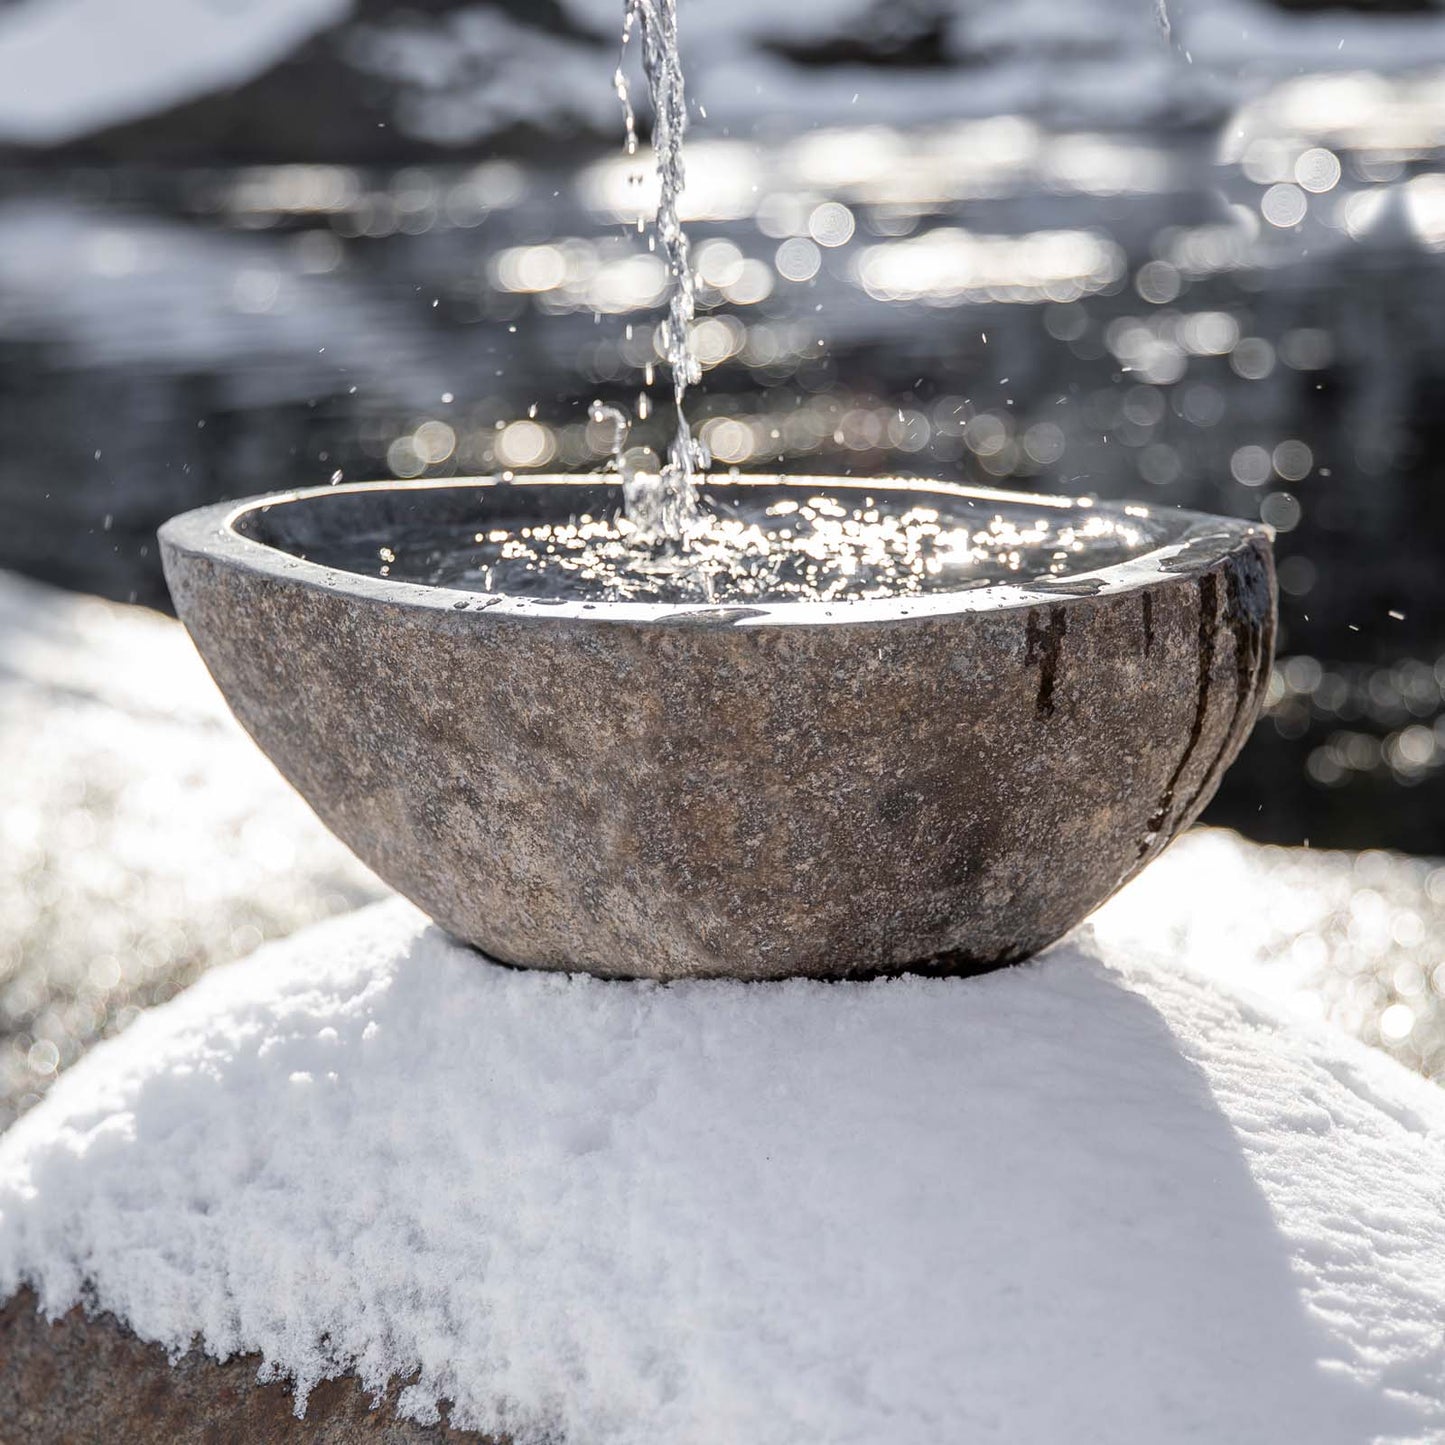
[160,474,1270,629]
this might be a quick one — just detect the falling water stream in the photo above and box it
[332,0,1184,602]
[610,0,707,538]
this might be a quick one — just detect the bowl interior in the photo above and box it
[233,476,1186,606]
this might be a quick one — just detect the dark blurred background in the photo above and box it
[2,0,1444,852]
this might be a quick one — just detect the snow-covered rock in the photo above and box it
[3,898,1444,1443]
[0,572,382,1129]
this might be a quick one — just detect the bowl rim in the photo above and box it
[160,474,1270,628]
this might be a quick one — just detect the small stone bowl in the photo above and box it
[160,476,1274,980]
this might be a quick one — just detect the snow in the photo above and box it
[0,0,350,146]
[1093,827,1445,1079]
[4,899,1445,1443]
[0,571,381,1129]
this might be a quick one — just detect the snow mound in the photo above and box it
[0,571,381,1129]
[0,0,350,145]
[1095,826,1445,1080]
[3,900,1445,1443]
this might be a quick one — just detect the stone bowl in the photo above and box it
[159,476,1275,980]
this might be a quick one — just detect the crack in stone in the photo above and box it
[1024,606,1067,720]
[1139,573,1218,859]
[1175,554,1273,828]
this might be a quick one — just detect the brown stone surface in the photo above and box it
[0,1288,493,1443]
[160,476,1276,980]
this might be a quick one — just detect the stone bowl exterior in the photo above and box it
[159,476,1275,980]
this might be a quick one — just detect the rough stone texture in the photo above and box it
[0,1289,493,1443]
[160,477,1276,980]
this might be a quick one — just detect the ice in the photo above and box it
[3,899,1445,1442]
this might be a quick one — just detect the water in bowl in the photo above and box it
[315,489,1161,604]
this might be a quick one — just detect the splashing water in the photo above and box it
[613,0,707,539]
[589,399,648,519]
[316,493,1160,606]
[589,399,631,468]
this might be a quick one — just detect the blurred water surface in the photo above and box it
[3,65,1445,849]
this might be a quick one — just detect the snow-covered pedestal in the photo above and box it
[3,900,1445,1443]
